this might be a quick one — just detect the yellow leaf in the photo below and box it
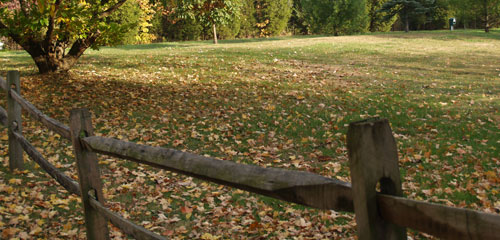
[50,4,56,17]
[0,134,7,140]
[36,219,45,226]
[63,222,72,231]
[485,171,496,179]
[201,233,220,240]
[8,178,22,185]
[29,226,42,235]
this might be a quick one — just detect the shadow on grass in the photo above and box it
[112,42,206,50]
[109,35,332,50]
[0,50,39,76]
[218,35,326,44]
[371,29,500,41]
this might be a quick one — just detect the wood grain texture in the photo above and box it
[12,131,81,196]
[377,194,500,240]
[83,136,354,212]
[347,118,406,240]
[88,197,165,240]
[0,106,7,126]
[70,108,110,240]
[7,71,24,171]
[10,90,71,140]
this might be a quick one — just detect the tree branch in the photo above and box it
[67,31,101,59]
[98,0,128,18]
[44,0,62,50]
[0,21,23,47]
[0,20,7,30]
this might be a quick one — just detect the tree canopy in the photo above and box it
[379,0,435,32]
[0,0,129,73]
[172,0,241,43]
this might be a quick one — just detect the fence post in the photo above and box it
[347,118,406,240]
[6,70,23,171]
[70,108,110,240]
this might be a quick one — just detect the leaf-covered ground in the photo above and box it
[0,30,499,239]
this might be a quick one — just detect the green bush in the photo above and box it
[109,0,142,45]
[238,0,258,37]
[255,0,293,36]
[157,16,203,41]
[218,15,242,39]
[301,0,367,35]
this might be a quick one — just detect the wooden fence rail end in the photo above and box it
[377,194,500,240]
[82,136,354,212]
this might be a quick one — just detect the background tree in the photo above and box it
[477,0,500,32]
[237,0,258,37]
[254,0,292,36]
[134,0,158,43]
[109,0,142,45]
[0,0,128,74]
[152,1,205,41]
[446,0,475,29]
[367,0,396,32]
[379,0,435,32]
[301,0,367,36]
[415,0,448,30]
[288,0,308,34]
[174,0,241,44]
[217,13,242,39]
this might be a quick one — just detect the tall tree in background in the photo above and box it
[175,0,240,43]
[301,0,367,35]
[237,0,257,37]
[0,0,128,74]
[379,0,434,32]
[255,0,292,36]
[288,0,308,34]
[367,0,396,32]
[478,0,500,32]
[109,0,141,44]
[447,0,475,28]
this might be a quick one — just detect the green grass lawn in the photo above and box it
[0,29,499,239]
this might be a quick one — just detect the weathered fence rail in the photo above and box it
[83,135,354,211]
[11,130,81,195]
[1,70,500,240]
[10,89,71,139]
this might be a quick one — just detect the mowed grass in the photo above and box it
[0,29,499,239]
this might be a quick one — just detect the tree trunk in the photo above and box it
[368,0,377,32]
[213,23,218,44]
[29,49,77,74]
[484,1,490,33]
[29,51,78,74]
[19,34,98,74]
[405,13,410,33]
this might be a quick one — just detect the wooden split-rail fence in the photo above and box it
[0,70,499,240]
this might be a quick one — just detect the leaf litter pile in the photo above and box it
[0,31,499,239]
